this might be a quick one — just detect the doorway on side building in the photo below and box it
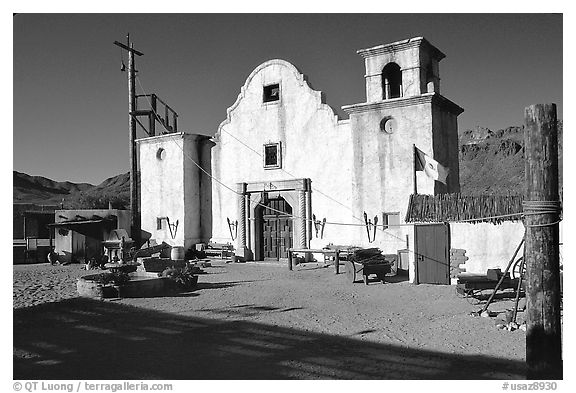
[258,196,293,260]
[414,223,450,284]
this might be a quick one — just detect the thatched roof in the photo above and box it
[405,194,524,224]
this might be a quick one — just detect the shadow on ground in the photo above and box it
[14,296,526,380]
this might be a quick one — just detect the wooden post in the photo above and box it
[306,181,313,245]
[165,105,170,130]
[334,250,340,274]
[524,103,562,379]
[115,37,145,247]
[413,144,418,195]
[150,94,157,136]
[23,214,27,263]
[126,35,142,248]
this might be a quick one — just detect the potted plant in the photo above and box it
[96,271,131,297]
[160,264,199,292]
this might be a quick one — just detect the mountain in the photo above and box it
[13,171,130,208]
[13,171,94,204]
[459,121,563,195]
[13,120,563,206]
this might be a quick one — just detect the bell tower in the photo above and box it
[342,36,463,230]
[360,36,444,102]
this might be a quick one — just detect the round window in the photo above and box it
[156,148,166,160]
[380,117,396,134]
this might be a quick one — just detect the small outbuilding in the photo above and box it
[49,209,130,264]
[13,203,58,264]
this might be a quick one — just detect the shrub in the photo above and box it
[95,271,130,286]
[160,265,199,289]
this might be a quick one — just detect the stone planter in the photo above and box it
[163,275,199,293]
[77,273,174,299]
[112,285,123,298]
[142,258,186,273]
[77,276,118,299]
[177,275,199,292]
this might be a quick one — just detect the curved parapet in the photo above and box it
[214,59,341,141]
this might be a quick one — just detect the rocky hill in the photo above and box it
[13,171,93,204]
[13,121,563,207]
[13,171,130,209]
[459,121,563,195]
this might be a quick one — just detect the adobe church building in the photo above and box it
[137,37,463,284]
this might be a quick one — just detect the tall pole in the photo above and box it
[127,35,140,247]
[523,103,562,379]
[115,34,144,247]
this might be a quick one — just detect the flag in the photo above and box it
[414,146,449,185]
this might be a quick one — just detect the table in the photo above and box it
[287,248,346,274]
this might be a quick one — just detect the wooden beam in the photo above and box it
[133,116,151,137]
[150,94,157,136]
[524,103,562,379]
[113,41,143,56]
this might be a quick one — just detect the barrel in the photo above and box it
[170,246,185,261]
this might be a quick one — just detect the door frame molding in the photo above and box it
[238,178,311,261]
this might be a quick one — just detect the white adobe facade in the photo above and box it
[138,37,463,281]
[137,133,213,250]
[211,37,462,262]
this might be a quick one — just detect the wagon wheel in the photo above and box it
[345,261,357,283]
[512,257,525,280]
[465,289,482,305]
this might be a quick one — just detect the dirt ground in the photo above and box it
[13,261,527,379]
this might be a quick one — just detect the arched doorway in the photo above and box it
[258,196,293,260]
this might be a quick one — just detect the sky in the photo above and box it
[12,13,563,184]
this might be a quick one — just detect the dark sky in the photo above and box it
[13,13,562,184]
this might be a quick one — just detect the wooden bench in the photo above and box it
[288,248,349,274]
[204,243,234,259]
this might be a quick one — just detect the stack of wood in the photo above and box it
[349,248,390,265]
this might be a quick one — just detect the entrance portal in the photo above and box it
[235,178,311,261]
[261,197,293,260]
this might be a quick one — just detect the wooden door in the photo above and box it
[262,197,293,260]
[72,231,86,264]
[263,219,279,259]
[415,223,450,284]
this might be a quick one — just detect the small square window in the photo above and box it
[263,83,280,103]
[157,217,166,230]
[263,142,282,169]
[382,212,400,230]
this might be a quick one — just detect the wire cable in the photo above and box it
[132,74,562,257]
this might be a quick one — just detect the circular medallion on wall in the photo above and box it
[380,117,396,134]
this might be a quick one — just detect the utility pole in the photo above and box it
[523,103,562,379]
[114,34,144,247]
